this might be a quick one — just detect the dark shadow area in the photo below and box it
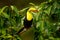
[0,0,45,9]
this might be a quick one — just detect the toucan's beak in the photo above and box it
[29,10,38,13]
[29,9,38,13]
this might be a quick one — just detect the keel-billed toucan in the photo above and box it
[17,7,38,34]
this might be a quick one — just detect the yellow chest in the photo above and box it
[26,12,33,21]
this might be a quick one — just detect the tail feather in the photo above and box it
[17,27,25,34]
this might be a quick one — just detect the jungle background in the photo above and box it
[0,0,60,40]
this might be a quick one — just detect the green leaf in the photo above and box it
[11,6,19,16]
[1,29,6,35]
[44,6,52,15]
[2,12,9,19]
[0,6,8,15]
[0,18,4,27]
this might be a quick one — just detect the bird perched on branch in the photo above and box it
[17,7,38,34]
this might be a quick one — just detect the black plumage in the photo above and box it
[17,18,33,34]
[24,18,33,29]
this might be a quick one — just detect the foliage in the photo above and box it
[0,0,60,40]
[33,0,60,40]
[0,6,22,40]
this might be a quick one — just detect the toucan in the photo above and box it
[17,7,38,34]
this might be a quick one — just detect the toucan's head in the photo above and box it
[26,7,38,21]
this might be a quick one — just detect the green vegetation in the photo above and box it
[0,0,60,40]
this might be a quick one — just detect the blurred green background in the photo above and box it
[0,0,60,40]
[0,0,46,9]
[0,0,45,40]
